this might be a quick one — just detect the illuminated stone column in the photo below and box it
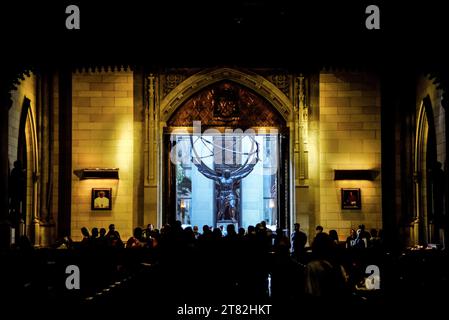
[298,75,309,185]
[147,74,158,186]
[143,73,160,227]
[293,75,309,186]
[39,71,57,247]
[293,74,313,234]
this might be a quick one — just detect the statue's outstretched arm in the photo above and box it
[231,139,259,179]
[233,161,258,180]
[192,157,219,181]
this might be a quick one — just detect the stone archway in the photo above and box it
[160,68,292,123]
[414,95,438,245]
[16,96,40,244]
[157,68,294,230]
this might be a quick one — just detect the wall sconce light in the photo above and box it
[334,169,379,181]
[73,168,119,180]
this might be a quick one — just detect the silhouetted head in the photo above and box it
[349,228,356,237]
[91,227,99,238]
[212,227,222,238]
[312,232,336,260]
[275,237,291,256]
[276,228,283,237]
[99,228,106,236]
[108,224,115,232]
[133,227,143,239]
[81,227,90,238]
[227,224,236,235]
[329,229,339,242]
[13,160,22,169]
[315,225,324,234]
[174,220,182,230]
[184,227,195,241]
[223,169,231,179]
[294,223,300,232]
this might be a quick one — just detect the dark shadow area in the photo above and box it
[1,226,448,319]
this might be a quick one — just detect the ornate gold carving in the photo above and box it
[160,68,293,123]
[162,74,186,98]
[212,83,241,120]
[268,74,291,99]
[167,81,286,128]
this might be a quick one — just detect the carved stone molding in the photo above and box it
[161,74,187,99]
[266,74,292,100]
[1,67,34,110]
[72,65,134,73]
[428,72,449,110]
[144,73,159,186]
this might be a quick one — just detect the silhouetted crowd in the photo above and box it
[6,219,448,317]
[52,221,386,303]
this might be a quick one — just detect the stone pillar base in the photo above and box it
[40,222,56,247]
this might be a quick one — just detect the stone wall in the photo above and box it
[318,72,382,240]
[71,71,134,241]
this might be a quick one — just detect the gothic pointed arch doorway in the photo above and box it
[14,96,39,244]
[159,70,293,232]
[414,96,440,246]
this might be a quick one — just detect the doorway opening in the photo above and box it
[168,131,281,231]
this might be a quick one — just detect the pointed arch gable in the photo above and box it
[415,95,436,174]
[17,96,39,241]
[18,97,39,175]
[160,68,292,123]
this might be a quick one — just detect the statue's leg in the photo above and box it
[229,198,237,222]
[217,197,223,220]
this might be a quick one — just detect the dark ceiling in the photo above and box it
[0,0,448,70]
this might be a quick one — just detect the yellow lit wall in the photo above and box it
[318,72,382,240]
[71,71,134,241]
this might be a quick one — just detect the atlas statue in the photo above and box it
[190,135,259,223]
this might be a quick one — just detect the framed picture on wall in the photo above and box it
[341,188,361,209]
[91,188,112,210]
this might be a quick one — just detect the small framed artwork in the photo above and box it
[341,188,361,210]
[91,188,112,210]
